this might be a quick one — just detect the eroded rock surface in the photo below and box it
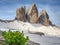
[38,10,51,26]
[26,3,38,23]
[15,4,52,26]
[15,6,26,22]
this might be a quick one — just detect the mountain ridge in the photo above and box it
[15,3,52,26]
[0,3,59,27]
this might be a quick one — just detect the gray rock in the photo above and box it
[26,40,40,45]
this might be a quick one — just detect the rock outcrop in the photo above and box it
[26,3,38,23]
[15,4,52,26]
[38,10,51,26]
[15,6,26,22]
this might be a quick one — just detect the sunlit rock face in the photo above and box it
[38,10,52,26]
[26,3,38,23]
[15,4,52,26]
[15,6,26,22]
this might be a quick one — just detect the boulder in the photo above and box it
[15,6,26,22]
[38,10,51,26]
[26,3,38,23]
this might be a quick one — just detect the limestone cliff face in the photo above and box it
[38,10,52,26]
[26,4,38,23]
[15,6,26,22]
[15,4,52,26]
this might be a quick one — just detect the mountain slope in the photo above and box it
[0,20,60,37]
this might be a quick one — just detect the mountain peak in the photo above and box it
[31,3,36,7]
[15,6,26,22]
[26,3,38,23]
[15,4,52,26]
[40,9,47,15]
[38,10,52,26]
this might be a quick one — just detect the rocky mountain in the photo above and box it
[15,6,26,22]
[15,3,52,26]
[26,3,38,23]
[38,10,52,26]
[0,4,60,45]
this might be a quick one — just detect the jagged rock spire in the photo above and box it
[15,4,52,26]
[38,10,50,26]
[26,3,38,23]
[15,6,26,22]
[40,9,49,19]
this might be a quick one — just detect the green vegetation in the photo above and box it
[2,30,29,45]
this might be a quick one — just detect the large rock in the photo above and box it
[38,10,51,26]
[15,6,26,22]
[26,3,38,23]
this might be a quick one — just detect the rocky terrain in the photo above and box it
[0,3,60,45]
[0,3,55,26]
[15,3,53,26]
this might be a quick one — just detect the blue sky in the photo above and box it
[0,0,60,26]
